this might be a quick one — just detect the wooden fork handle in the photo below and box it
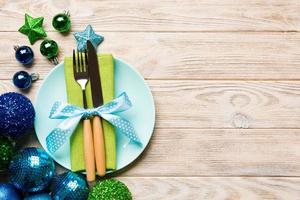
[93,116,106,176]
[83,119,96,182]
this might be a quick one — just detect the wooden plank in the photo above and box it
[0,0,300,32]
[14,124,300,176]
[152,80,300,129]
[119,177,300,200]
[1,32,300,80]
[1,173,299,199]
[3,80,300,129]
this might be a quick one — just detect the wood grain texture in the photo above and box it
[1,32,300,80]
[14,124,300,176]
[4,80,300,129]
[7,104,300,176]
[1,0,300,198]
[153,80,300,129]
[0,0,300,32]
[119,177,300,200]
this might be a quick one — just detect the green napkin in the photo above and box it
[64,54,116,171]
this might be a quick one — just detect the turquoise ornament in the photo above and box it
[24,193,51,200]
[0,183,22,200]
[51,172,89,200]
[73,24,103,51]
[9,147,55,193]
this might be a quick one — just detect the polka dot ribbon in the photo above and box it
[46,92,142,154]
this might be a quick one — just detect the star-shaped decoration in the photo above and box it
[73,25,104,51]
[18,14,47,45]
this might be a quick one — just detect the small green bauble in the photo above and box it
[40,39,59,59]
[88,179,132,200]
[52,11,71,33]
[0,135,14,171]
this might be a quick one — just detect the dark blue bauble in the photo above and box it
[0,183,22,200]
[0,92,35,138]
[24,193,52,200]
[13,71,32,89]
[51,172,89,200]
[9,148,55,193]
[15,46,34,65]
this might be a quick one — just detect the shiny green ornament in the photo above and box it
[40,39,59,65]
[52,11,71,33]
[0,135,14,172]
[18,14,47,44]
[88,179,132,200]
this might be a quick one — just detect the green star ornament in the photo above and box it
[18,14,47,44]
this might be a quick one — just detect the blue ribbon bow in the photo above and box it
[46,92,142,154]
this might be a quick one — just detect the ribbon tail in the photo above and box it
[101,113,142,146]
[46,115,82,154]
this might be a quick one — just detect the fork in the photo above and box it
[73,49,96,182]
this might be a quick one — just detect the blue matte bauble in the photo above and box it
[9,147,55,193]
[0,183,22,200]
[51,172,89,200]
[0,92,35,138]
[13,71,32,89]
[15,46,34,65]
[24,193,52,200]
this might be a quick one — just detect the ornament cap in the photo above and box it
[64,10,70,17]
[30,73,39,81]
[13,45,19,51]
[51,57,59,65]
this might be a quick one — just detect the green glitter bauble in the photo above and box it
[0,135,14,171]
[88,179,132,200]
[40,39,59,59]
[52,12,71,33]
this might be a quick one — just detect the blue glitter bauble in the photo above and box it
[9,148,55,193]
[24,193,52,200]
[0,92,35,138]
[13,71,32,89]
[0,183,22,200]
[51,172,89,200]
[15,46,34,65]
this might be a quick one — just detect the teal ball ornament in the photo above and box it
[24,193,52,200]
[51,172,89,200]
[0,183,22,200]
[9,147,55,193]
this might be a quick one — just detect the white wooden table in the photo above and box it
[1,0,300,199]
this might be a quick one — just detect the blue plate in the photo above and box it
[34,58,155,172]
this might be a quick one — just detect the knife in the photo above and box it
[87,40,106,176]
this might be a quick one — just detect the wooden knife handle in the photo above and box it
[93,116,106,176]
[83,119,96,182]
